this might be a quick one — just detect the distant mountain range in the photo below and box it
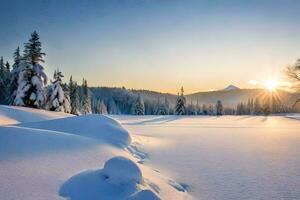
[91,85,300,109]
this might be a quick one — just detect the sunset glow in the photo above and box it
[264,79,278,91]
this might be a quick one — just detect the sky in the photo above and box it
[0,0,300,94]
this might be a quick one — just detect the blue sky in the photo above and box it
[1,0,300,93]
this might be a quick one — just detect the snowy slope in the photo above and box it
[115,115,300,200]
[0,105,72,125]
[0,106,190,200]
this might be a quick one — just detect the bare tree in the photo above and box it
[286,59,300,107]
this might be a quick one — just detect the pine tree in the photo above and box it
[155,96,169,115]
[0,57,6,103]
[254,98,262,115]
[133,95,145,115]
[81,79,92,114]
[216,100,223,116]
[45,70,65,112]
[69,76,80,115]
[98,100,108,114]
[10,47,23,102]
[208,104,214,115]
[62,83,71,113]
[108,98,119,114]
[175,87,186,115]
[14,32,48,108]
[202,104,208,115]
[23,31,46,64]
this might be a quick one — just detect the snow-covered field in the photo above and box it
[115,115,300,200]
[1,105,300,200]
[0,105,189,200]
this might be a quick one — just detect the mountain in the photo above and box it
[223,85,240,91]
[187,89,299,107]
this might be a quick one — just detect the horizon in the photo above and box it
[1,0,300,93]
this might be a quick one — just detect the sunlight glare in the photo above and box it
[265,79,278,91]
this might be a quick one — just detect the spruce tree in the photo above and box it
[216,100,223,116]
[175,87,186,115]
[69,76,80,115]
[45,70,65,112]
[23,31,46,64]
[98,100,108,114]
[14,32,48,108]
[81,79,92,114]
[133,95,145,115]
[10,47,23,102]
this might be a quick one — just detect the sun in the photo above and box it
[264,79,278,91]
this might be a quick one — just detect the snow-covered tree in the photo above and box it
[10,47,23,102]
[45,70,65,112]
[14,32,47,108]
[216,100,223,116]
[62,83,71,113]
[98,100,108,114]
[108,98,119,114]
[69,76,81,115]
[81,79,92,114]
[0,57,8,103]
[175,87,186,115]
[155,97,169,115]
[133,95,145,115]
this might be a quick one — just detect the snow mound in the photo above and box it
[0,126,95,159]
[0,105,71,125]
[60,156,160,200]
[18,114,131,147]
[103,156,142,185]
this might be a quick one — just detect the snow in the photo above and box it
[223,84,240,91]
[103,156,142,185]
[115,115,300,200]
[2,105,299,200]
[17,114,132,147]
[0,105,72,125]
[0,106,189,200]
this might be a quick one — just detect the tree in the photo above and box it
[202,104,208,115]
[0,57,7,103]
[23,31,46,64]
[69,76,80,115]
[175,87,186,115]
[14,32,48,108]
[81,79,92,114]
[254,98,262,115]
[10,47,23,102]
[216,100,223,116]
[155,96,169,115]
[45,70,65,112]
[286,59,300,108]
[133,95,145,115]
[108,98,119,114]
[62,83,71,113]
[98,100,108,114]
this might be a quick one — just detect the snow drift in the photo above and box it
[59,156,160,200]
[0,104,71,125]
[17,114,131,147]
